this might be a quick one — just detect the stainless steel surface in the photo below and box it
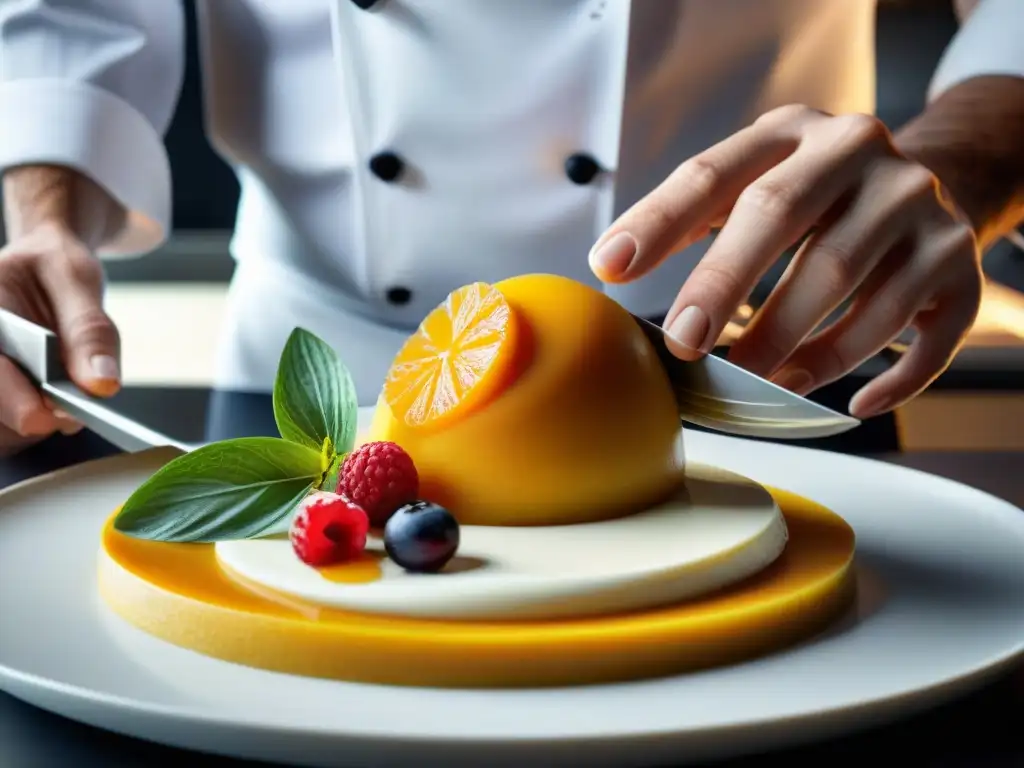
[632,315,861,440]
[40,381,189,454]
[0,307,61,383]
[0,309,188,454]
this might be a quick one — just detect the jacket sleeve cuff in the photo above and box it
[929,0,1024,100]
[0,78,172,257]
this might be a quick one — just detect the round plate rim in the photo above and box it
[1,421,1023,760]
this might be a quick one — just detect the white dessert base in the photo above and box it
[215,464,788,621]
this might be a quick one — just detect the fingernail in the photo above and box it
[666,306,710,351]
[771,368,813,395]
[849,390,892,419]
[51,408,74,421]
[589,232,637,280]
[90,355,119,382]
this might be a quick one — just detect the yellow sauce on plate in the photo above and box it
[98,487,855,688]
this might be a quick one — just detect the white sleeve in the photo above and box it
[0,0,185,257]
[929,0,1024,101]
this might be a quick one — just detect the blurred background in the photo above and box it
[4,0,1024,451]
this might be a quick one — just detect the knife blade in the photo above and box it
[0,305,859,448]
[0,308,189,453]
[631,314,861,439]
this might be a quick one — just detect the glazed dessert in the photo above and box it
[98,274,856,688]
[367,276,685,526]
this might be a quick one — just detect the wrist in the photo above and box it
[8,218,88,255]
[894,131,985,233]
[3,164,124,250]
[894,75,1024,250]
[894,136,982,236]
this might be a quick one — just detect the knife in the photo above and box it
[631,314,861,439]
[0,306,856,450]
[0,308,189,453]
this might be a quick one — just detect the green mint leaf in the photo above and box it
[273,327,358,454]
[113,437,323,542]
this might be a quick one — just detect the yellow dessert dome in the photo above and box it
[364,274,685,526]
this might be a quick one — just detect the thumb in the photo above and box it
[45,258,121,397]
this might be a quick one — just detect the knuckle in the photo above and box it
[690,259,746,306]
[833,112,888,147]
[61,251,104,288]
[757,103,818,128]
[67,307,118,345]
[679,156,722,199]
[872,291,914,330]
[895,165,938,205]
[738,178,794,220]
[818,341,855,382]
[808,242,860,297]
[635,196,681,241]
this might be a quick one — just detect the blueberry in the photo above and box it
[383,501,460,573]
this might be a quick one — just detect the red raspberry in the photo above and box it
[289,491,369,566]
[338,441,419,527]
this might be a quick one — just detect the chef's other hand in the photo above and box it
[0,223,121,456]
[589,105,983,419]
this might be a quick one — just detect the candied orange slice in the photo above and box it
[383,282,520,429]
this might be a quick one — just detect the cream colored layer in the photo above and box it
[215,464,787,621]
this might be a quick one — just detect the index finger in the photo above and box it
[589,125,798,283]
[663,117,890,359]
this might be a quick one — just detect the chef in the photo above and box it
[0,0,1022,455]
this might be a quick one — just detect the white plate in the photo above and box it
[1,408,1023,768]
[215,464,787,621]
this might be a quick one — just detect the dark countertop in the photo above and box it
[0,389,1022,767]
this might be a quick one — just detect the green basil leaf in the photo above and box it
[273,327,358,454]
[114,437,323,542]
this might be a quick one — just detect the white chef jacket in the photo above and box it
[1,0,1022,404]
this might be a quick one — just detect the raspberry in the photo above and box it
[289,491,369,566]
[338,441,419,527]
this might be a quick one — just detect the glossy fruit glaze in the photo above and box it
[366,274,686,527]
[98,487,856,689]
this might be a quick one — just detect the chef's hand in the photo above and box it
[589,105,983,419]
[0,223,121,456]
